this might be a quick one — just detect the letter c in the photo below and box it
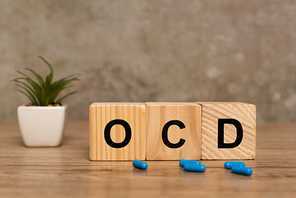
[162,120,186,149]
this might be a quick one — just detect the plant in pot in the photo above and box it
[13,56,79,147]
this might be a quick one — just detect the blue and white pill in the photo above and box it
[133,160,148,170]
[179,160,201,168]
[224,161,245,169]
[231,166,253,176]
[183,163,206,173]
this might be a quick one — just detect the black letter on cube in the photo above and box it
[218,118,243,148]
[162,120,186,149]
[104,119,132,148]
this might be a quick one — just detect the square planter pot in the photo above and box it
[17,106,66,147]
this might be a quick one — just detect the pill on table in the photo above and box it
[179,160,201,168]
[132,160,148,170]
[183,163,206,173]
[224,161,245,169]
[231,166,253,176]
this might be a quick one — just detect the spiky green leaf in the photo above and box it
[13,57,79,106]
[56,91,77,104]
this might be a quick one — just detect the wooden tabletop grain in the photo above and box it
[0,121,295,197]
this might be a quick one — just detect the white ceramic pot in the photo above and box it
[17,106,66,147]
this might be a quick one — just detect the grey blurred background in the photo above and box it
[1,0,295,123]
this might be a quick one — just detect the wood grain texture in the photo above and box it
[90,103,146,160]
[0,121,295,198]
[146,102,201,160]
[89,103,97,160]
[199,102,256,159]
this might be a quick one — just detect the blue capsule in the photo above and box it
[183,163,206,173]
[179,160,201,168]
[224,161,245,169]
[132,160,148,170]
[231,166,253,176]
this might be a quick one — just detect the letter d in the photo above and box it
[218,118,243,148]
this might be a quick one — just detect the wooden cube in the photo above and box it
[146,103,202,160]
[198,102,256,160]
[89,103,146,160]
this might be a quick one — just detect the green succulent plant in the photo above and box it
[13,56,79,106]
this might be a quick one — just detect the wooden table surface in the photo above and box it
[0,121,295,197]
